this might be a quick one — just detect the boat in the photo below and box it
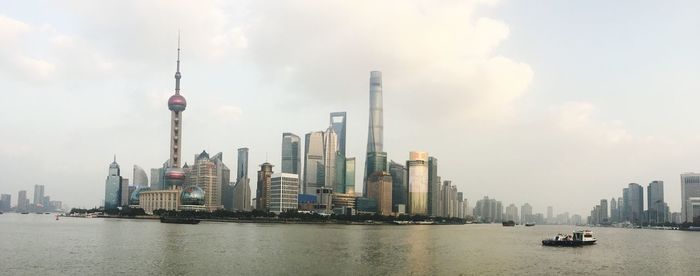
[542,230,596,247]
[502,220,515,226]
[20,212,29,214]
[160,217,200,224]
[525,223,535,227]
[0,211,3,214]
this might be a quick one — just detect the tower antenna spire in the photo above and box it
[175,30,182,95]
[113,154,116,163]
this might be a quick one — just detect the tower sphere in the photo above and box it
[168,94,187,112]
[164,167,186,188]
[180,185,205,205]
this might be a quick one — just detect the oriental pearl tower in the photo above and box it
[164,36,187,189]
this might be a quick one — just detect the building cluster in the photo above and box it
[0,185,63,213]
[587,174,700,226]
[472,200,580,225]
[102,45,469,219]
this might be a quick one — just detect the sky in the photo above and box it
[1,0,699,216]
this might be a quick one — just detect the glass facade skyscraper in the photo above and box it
[428,157,439,217]
[330,112,347,156]
[389,160,407,212]
[303,131,325,195]
[626,183,644,224]
[407,151,429,215]
[237,148,249,181]
[647,180,666,224]
[364,71,385,194]
[681,173,700,223]
[104,156,123,210]
[133,165,148,187]
[281,133,301,175]
[345,157,356,195]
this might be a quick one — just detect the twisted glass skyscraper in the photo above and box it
[364,71,386,194]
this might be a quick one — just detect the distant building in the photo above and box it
[150,168,163,190]
[473,196,502,223]
[599,199,608,223]
[232,148,251,211]
[139,186,180,214]
[256,162,274,210]
[681,173,700,223]
[441,181,454,217]
[323,126,339,191]
[521,203,533,223]
[546,206,553,224]
[406,151,429,215]
[610,198,618,223]
[133,165,149,187]
[687,197,700,223]
[192,151,223,210]
[457,192,466,219]
[344,157,356,195]
[364,151,388,194]
[303,131,325,195]
[389,160,407,213]
[33,185,45,208]
[647,180,666,224]
[571,214,583,225]
[17,190,28,212]
[367,172,393,215]
[120,178,130,207]
[505,204,519,223]
[330,112,347,156]
[0,194,10,211]
[428,157,439,217]
[270,173,299,214]
[626,183,644,224]
[237,148,249,181]
[282,133,302,175]
[104,156,123,209]
[364,71,385,195]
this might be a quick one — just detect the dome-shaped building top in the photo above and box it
[129,187,151,206]
[180,185,205,206]
[168,94,187,112]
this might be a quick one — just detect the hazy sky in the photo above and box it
[1,1,699,216]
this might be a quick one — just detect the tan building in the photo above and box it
[192,151,223,210]
[367,171,393,215]
[256,162,274,210]
[139,187,180,214]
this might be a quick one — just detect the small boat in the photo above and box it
[502,220,515,226]
[542,230,596,247]
[20,212,29,214]
[525,223,535,227]
[160,217,200,224]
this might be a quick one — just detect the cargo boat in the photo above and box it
[502,220,515,226]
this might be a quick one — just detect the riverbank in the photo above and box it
[65,215,466,225]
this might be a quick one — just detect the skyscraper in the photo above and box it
[681,173,700,223]
[344,157,356,195]
[521,203,533,223]
[17,190,28,212]
[389,160,407,212]
[210,152,231,209]
[256,162,274,210]
[120,178,130,207]
[164,37,187,189]
[599,199,608,223]
[303,131,325,195]
[428,157,439,217]
[324,127,338,191]
[281,133,301,175]
[192,151,222,210]
[505,204,519,223]
[33,185,44,207]
[610,198,618,223]
[133,165,148,187]
[104,156,122,210]
[406,151,429,215]
[441,180,454,217]
[647,180,666,224]
[367,171,393,215]
[364,71,386,194]
[626,183,644,224]
[270,173,299,214]
[237,148,249,181]
[150,168,163,190]
[0,194,11,211]
[233,148,252,211]
[330,112,347,156]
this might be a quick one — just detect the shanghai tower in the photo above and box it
[364,71,387,195]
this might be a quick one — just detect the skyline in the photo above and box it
[1,1,700,216]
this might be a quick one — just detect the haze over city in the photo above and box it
[2,0,700,217]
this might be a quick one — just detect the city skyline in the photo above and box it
[1,1,700,217]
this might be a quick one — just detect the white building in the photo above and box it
[681,173,700,222]
[270,173,299,214]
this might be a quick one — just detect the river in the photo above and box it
[1,213,698,275]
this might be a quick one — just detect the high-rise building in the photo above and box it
[389,160,407,212]
[330,112,347,156]
[104,156,123,209]
[0,194,10,211]
[364,151,388,193]
[120,178,130,207]
[210,152,231,209]
[457,192,466,219]
[237,148,249,181]
[17,190,28,211]
[647,180,666,224]
[282,133,301,175]
[256,162,274,210]
[505,204,519,223]
[367,172,393,215]
[428,157,439,217]
[626,183,644,224]
[344,157,356,195]
[303,131,325,195]
[33,185,45,207]
[406,151,429,215]
[521,203,533,223]
[150,168,163,190]
[441,180,453,217]
[610,198,618,223]
[164,38,187,189]
[681,173,700,223]
[270,173,299,214]
[364,71,385,194]
[599,199,608,223]
[192,151,222,210]
[324,126,338,190]
[474,196,502,223]
[133,165,149,187]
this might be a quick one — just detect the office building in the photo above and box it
[282,133,301,175]
[626,183,644,224]
[600,199,608,223]
[17,190,28,211]
[389,160,408,212]
[647,180,666,224]
[505,204,519,223]
[237,148,249,181]
[610,198,618,223]
[367,172,393,215]
[441,180,454,217]
[150,168,163,190]
[120,178,130,207]
[344,157,356,195]
[233,148,251,211]
[256,162,274,210]
[474,196,502,223]
[330,112,347,156]
[192,151,223,210]
[0,194,10,211]
[33,185,45,207]
[324,126,339,191]
[406,151,429,215]
[428,157,439,217]
[270,173,299,214]
[681,173,700,223]
[104,156,123,209]
[521,203,533,223]
[364,71,385,194]
[303,131,325,195]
